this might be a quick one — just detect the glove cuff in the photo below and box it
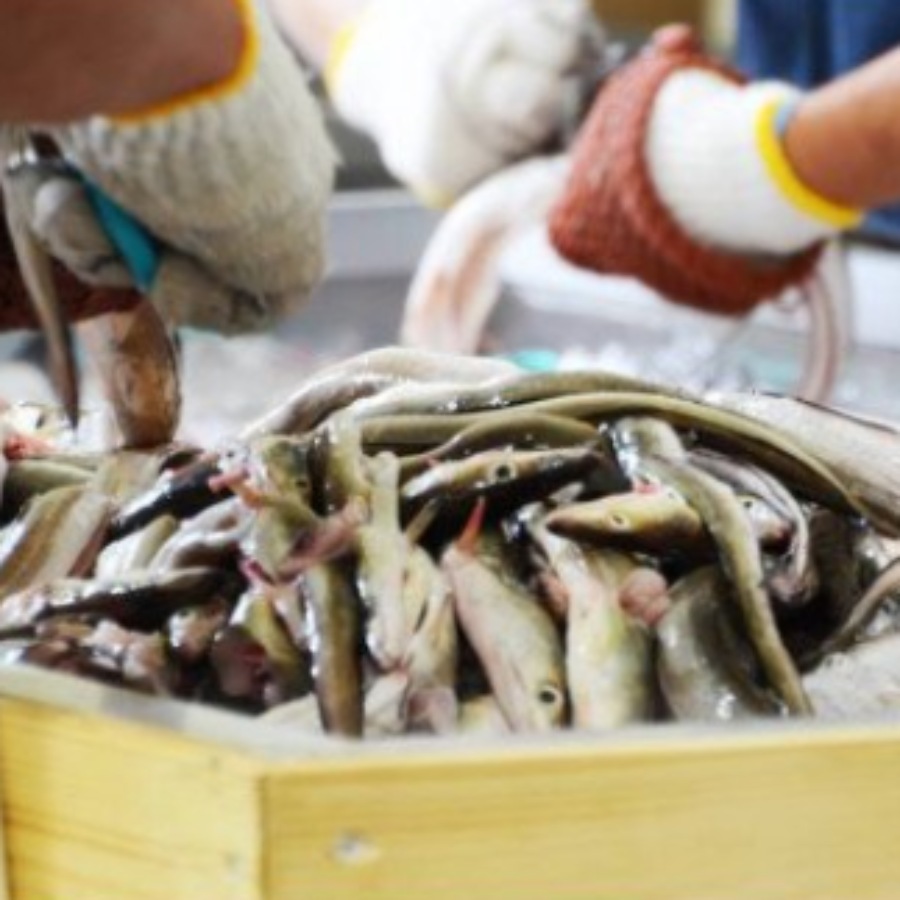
[646,72,863,255]
[549,25,826,316]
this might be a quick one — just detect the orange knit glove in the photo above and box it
[549,25,826,316]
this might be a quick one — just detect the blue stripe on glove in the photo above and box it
[82,178,161,293]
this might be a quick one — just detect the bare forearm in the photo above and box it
[786,46,900,210]
[266,0,366,69]
[0,0,242,122]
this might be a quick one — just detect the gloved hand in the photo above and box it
[328,0,603,205]
[13,0,336,335]
[550,26,864,315]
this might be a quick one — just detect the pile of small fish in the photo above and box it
[2,347,900,738]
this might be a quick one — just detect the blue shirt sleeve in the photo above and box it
[738,0,900,87]
[737,0,828,88]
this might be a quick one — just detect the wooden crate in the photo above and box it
[1,665,899,900]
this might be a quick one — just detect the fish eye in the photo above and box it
[607,513,629,531]
[490,462,517,482]
[538,685,563,706]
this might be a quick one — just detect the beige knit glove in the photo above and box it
[20,0,336,334]
[328,0,602,205]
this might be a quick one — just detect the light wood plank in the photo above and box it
[0,699,266,900]
[7,663,900,900]
[264,727,900,900]
[0,665,342,761]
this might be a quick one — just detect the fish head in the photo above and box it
[739,494,792,550]
[529,676,568,730]
[252,437,310,497]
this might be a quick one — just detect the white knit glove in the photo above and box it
[645,69,863,256]
[20,0,336,334]
[329,0,602,205]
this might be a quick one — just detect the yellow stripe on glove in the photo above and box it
[755,97,863,231]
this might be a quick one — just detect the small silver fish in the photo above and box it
[531,521,653,730]
[657,568,783,723]
[804,633,900,720]
[442,507,566,733]
[364,671,411,739]
[260,695,324,734]
[355,452,411,670]
[403,547,459,732]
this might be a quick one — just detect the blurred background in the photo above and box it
[330,0,738,192]
[299,0,900,428]
[10,0,900,445]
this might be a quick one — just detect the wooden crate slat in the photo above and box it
[263,729,900,900]
[0,700,266,900]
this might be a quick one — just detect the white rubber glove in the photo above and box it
[23,0,336,334]
[329,0,602,205]
[645,69,863,256]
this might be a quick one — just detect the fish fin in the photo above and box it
[456,498,487,556]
